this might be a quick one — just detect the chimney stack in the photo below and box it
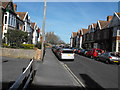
[13,4,17,12]
[107,16,113,21]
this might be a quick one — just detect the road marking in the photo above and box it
[59,61,87,90]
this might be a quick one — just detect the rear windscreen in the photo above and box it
[111,53,120,57]
[62,51,73,53]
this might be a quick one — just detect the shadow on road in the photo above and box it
[79,74,119,90]
[79,74,105,90]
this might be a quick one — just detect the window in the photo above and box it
[118,42,120,51]
[23,26,25,31]
[113,30,117,36]
[112,42,116,51]
[8,15,10,25]
[117,30,120,36]
[4,16,7,24]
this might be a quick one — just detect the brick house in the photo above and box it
[109,12,120,52]
[81,28,89,49]
[70,32,77,47]
[1,2,23,41]
[94,16,112,51]
[31,22,40,44]
[76,30,82,48]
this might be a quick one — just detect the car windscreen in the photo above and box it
[62,50,73,53]
[110,53,120,57]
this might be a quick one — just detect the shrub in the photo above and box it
[35,42,42,49]
[20,44,35,49]
[2,43,9,48]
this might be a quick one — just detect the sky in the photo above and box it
[15,2,118,43]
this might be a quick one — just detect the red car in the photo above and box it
[86,48,104,58]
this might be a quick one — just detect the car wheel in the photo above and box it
[91,56,93,59]
[105,60,110,64]
[96,58,99,61]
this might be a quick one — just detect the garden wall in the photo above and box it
[0,48,41,60]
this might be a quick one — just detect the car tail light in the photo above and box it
[109,57,112,59]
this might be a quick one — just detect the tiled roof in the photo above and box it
[2,2,9,8]
[16,12,27,20]
[82,28,89,34]
[107,16,113,21]
[72,32,77,37]
[116,13,120,17]
[30,22,35,29]
[98,20,109,29]
[78,30,81,33]
[88,25,92,30]
[92,23,97,28]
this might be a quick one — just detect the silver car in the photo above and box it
[97,52,120,64]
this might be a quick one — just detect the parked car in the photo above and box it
[77,49,86,55]
[96,52,120,64]
[83,49,90,56]
[86,48,104,58]
[57,48,74,60]
[51,45,56,51]
[72,48,79,53]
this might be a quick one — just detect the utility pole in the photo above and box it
[0,2,2,90]
[41,0,46,61]
[0,2,2,48]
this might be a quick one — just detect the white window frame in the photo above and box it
[117,27,120,36]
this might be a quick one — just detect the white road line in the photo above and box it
[59,61,87,90]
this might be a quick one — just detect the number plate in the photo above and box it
[114,61,118,62]
[68,54,71,56]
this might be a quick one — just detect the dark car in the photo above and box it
[77,49,86,55]
[72,48,79,53]
[96,52,120,64]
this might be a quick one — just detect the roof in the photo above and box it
[92,23,97,28]
[72,32,77,37]
[81,28,89,34]
[116,13,120,17]
[1,2,9,8]
[30,22,35,29]
[16,12,27,20]
[98,20,109,29]
[77,30,82,34]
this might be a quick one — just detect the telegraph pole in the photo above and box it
[41,0,46,61]
[0,2,2,48]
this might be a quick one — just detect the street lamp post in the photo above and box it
[41,0,47,61]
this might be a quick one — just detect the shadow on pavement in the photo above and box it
[28,85,83,90]
[2,81,15,90]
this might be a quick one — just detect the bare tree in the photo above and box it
[45,32,65,45]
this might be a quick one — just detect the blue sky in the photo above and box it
[15,2,118,43]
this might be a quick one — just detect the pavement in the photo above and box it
[1,56,31,90]
[29,49,82,89]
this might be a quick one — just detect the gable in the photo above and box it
[96,22,100,30]
[109,13,120,27]
[6,2,14,12]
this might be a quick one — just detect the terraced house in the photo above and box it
[1,2,23,41]
[1,1,41,45]
[70,12,120,52]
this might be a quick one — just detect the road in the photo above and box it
[60,54,119,90]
